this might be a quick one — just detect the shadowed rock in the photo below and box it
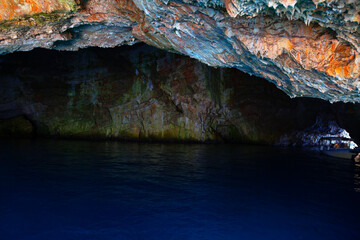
[0,44,359,143]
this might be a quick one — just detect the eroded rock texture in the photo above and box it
[0,44,359,144]
[0,0,360,102]
[0,0,77,20]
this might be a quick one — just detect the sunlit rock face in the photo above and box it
[0,0,77,20]
[0,0,360,102]
[0,0,140,53]
[0,44,359,143]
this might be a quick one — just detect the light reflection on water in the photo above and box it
[0,140,360,240]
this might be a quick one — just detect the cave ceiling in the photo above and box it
[0,0,359,102]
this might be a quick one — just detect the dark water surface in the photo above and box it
[1,140,360,240]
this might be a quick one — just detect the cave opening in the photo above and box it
[1,44,360,240]
[2,0,360,238]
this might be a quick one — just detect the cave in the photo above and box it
[1,1,360,239]
[1,44,360,144]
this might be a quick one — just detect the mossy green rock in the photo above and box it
[0,44,358,143]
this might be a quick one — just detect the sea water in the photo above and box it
[0,140,359,240]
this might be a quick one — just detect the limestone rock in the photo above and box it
[0,0,360,102]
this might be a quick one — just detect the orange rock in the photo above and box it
[0,0,76,21]
[0,0,359,102]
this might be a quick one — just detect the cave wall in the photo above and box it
[0,44,358,144]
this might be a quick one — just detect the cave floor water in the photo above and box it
[1,140,360,240]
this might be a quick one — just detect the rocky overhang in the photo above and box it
[0,0,359,102]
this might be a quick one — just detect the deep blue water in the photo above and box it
[0,140,360,240]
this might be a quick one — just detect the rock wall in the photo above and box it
[0,0,359,102]
[0,44,359,144]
